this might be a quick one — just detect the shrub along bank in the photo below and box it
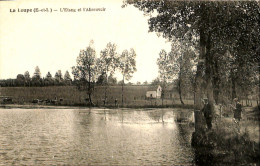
[192,115,260,165]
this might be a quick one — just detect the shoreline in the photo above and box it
[0,103,195,110]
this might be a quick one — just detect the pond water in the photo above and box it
[0,108,195,165]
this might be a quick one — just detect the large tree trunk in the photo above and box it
[258,47,260,102]
[194,3,207,132]
[213,56,220,104]
[194,29,206,110]
[104,73,108,105]
[178,57,185,105]
[88,70,94,106]
[205,31,215,108]
[178,77,184,105]
[161,90,164,106]
[194,28,206,132]
[231,68,237,100]
[161,81,165,106]
[88,90,92,105]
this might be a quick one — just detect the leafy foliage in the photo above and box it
[72,40,98,105]
[118,48,137,105]
[33,66,41,79]
[126,0,260,104]
[99,42,119,77]
[63,70,72,85]
[119,48,137,81]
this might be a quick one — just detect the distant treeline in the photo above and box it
[0,66,150,87]
[0,66,73,87]
[0,77,73,87]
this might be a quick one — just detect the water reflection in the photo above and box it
[0,108,195,165]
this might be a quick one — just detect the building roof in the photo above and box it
[147,85,161,91]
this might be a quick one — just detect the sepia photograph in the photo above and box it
[0,0,259,165]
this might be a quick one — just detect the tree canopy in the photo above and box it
[72,41,97,105]
[125,0,260,107]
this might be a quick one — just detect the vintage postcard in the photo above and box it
[0,0,259,165]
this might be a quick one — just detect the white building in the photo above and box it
[146,85,162,99]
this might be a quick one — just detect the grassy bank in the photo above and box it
[0,103,195,111]
[192,113,260,165]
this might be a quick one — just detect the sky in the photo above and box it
[0,0,171,83]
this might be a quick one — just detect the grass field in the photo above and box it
[1,86,258,109]
[0,86,194,107]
